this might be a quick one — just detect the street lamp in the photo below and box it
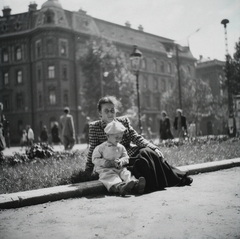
[166,44,182,109]
[130,45,143,134]
[221,19,235,136]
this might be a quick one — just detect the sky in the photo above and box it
[1,0,240,61]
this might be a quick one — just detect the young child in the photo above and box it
[20,129,28,150]
[92,120,146,196]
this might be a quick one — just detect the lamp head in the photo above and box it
[130,45,143,70]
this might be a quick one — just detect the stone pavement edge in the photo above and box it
[1,158,240,209]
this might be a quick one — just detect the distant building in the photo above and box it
[195,56,227,135]
[0,0,196,144]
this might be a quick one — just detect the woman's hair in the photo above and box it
[97,95,122,112]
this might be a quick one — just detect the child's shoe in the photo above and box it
[118,180,135,197]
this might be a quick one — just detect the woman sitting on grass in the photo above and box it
[86,95,193,193]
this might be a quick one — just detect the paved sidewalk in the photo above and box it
[1,158,240,209]
[1,167,240,239]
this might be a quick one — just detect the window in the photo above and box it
[16,93,24,109]
[161,79,166,92]
[17,70,23,84]
[16,47,22,61]
[141,58,146,70]
[47,39,54,55]
[154,95,160,109]
[63,90,68,106]
[160,61,164,73]
[4,72,9,85]
[60,41,67,57]
[37,68,42,82]
[36,41,42,58]
[152,59,157,72]
[143,77,148,90]
[48,66,55,79]
[62,65,67,80]
[44,9,55,24]
[49,89,56,105]
[38,93,42,108]
[153,77,158,90]
[3,95,10,111]
[167,63,171,74]
[2,49,9,62]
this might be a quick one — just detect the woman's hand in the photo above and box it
[155,149,165,162]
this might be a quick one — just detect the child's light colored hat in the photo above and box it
[104,120,126,134]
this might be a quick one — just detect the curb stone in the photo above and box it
[1,158,240,209]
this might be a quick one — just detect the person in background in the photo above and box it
[51,122,61,145]
[0,123,6,151]
[174,109,187,139]
[92,120,146,196]
[159,110,174,142]
[26,125,34,147]
[83,117,91,147]
[188,121,196,141]
[60,107,75,150]
[40,125,49,143]
[0,103,7,148]
[20,129,28,150]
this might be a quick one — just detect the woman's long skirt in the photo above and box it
[129,147,187,192]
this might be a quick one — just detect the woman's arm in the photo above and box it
[86,123,100,171]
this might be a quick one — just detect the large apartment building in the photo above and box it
[0,0,196,144]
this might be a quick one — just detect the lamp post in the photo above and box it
[221,19,235,136]
[130,45,143,134]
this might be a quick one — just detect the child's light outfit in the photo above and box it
[92,141,137,191]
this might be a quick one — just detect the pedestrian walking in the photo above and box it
[40,125,49,143]
[26,125,34,147]
[59,107,75,150]
[188,121,196,141]
[174,109,187,139]
[159,110,174,141]
[0,123,6,151]
[51,122,61,145]
[83,117,91,147]
[20,129,28,150]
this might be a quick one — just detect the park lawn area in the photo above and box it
[0,137,239,194]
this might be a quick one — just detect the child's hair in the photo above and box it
[97,95,122,112]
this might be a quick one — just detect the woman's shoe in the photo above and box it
[133,177,146,195]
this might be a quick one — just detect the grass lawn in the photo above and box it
[0,137,239,194]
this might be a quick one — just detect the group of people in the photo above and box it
[159,109,196,142]
[86,95,193,197]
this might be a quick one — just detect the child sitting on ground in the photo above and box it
[92,120,146,196]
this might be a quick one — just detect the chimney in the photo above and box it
[199,55,203,60]
[125,21,131,28]
[28,2,38,11]
[2,6,11,17]
[138,25,144,31]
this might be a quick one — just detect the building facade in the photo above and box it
[195,56,227,135]
[0,0,196,144]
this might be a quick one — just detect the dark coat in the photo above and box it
[174,116,187,130]
[159,117,174,140]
